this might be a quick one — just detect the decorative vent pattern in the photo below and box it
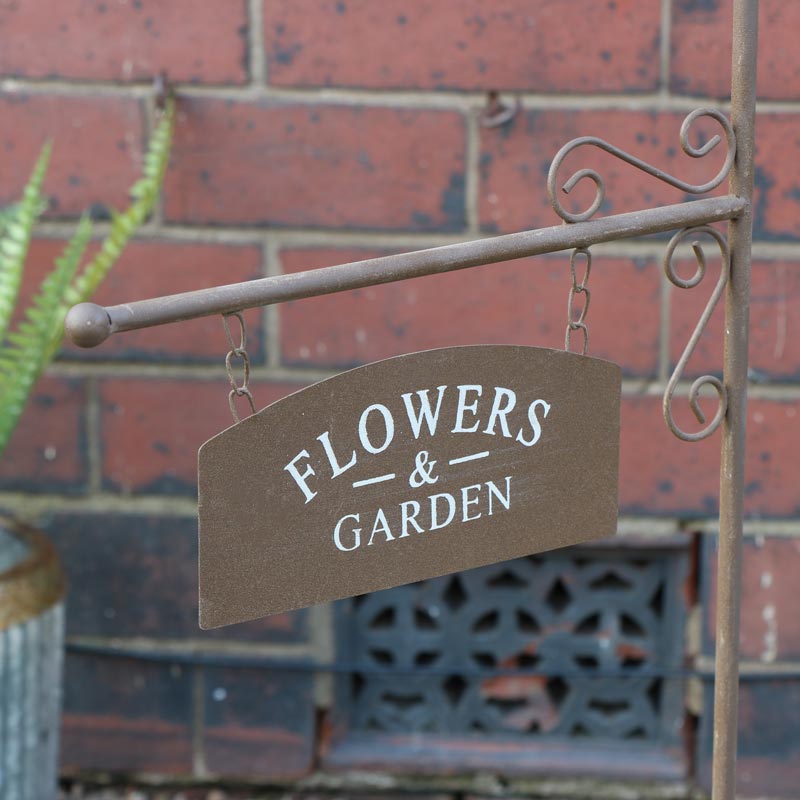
[335,546,688,748]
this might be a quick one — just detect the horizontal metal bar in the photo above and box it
[65,195,746,347]
[65,641,800,681]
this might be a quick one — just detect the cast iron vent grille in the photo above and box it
[329,542,689,779]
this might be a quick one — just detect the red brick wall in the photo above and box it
[2,1,799,795]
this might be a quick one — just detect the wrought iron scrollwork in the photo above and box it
[547,108,736,224]
[662,226,730,442]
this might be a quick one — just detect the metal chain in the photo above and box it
[222,312,256,424]
[564,247,592,355]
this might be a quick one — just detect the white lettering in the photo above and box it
[430,492,457,530]
[316,430,357,477]
[461,483,482,522]
[333,514,361,551]
[332,478,515,553]
[399,500,423,537]
[452,385,482,433]
[401,385,447,439]
[516,399,551,446]
[359,404,395,454]
[487,476,512,514]
[368,508,395,544]
[284,450,317,503]
[484,387,517,437]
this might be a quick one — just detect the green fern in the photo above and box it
[0,217,92,451]
[0,144,51,345]
[0,97,175,456]
[0,205,17,238]
[0,198,49,241]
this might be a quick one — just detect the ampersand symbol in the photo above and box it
[409,450,439,488]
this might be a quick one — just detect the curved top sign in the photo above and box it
[198,345,621,629]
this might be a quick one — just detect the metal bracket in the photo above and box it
[662,226,730,442]
[547,108,736,224]
[65,108,741,449]
[62,3,760,794]
[64,195,745,353]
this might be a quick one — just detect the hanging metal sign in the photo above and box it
[198,345,620,628]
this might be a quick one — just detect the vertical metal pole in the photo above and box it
[713,1,758,799]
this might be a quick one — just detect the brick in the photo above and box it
[698,678,800,797]
[702,535,800,662]
[100,378,305,494]
[619,396,800,518]
[164,98,466,231]
[0,376,87,493]
[61,651,193,775]
[0,93,145,218]
[203,666,314,778]
[23,238,264,364]
[264,0,660,93]
[749,114,800,242]
[479,109,732,234]
[671,0,800,100]
[0,0,248,85]
[279,248,660,376]
[740,401,800,518]
[47,513,308,642]
[670,259,800,383]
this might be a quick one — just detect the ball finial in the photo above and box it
[64,303,112,348]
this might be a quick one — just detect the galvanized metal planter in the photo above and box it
[0,519,66,800]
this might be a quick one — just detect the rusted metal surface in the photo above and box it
[547,108,735,224]
[564,247,592,354]
[198,345,620,628]
[221,312,256,423]
[712,2,759,799]
[480,90,521,129]
[0,517,65,631]
[64,194,746,348]
[662,226,729,442]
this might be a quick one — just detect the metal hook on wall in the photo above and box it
[153,72,171,112]
[480,91,521,129]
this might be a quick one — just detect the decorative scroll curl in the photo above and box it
[663,226,729,442]
[547,109,736,224]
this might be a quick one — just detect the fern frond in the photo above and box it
[0,205,17,238]
[0,97,174,459]
[0,198,48,237]
[0,143,51,344]
[64,97,175,309]
[0,215,92,453]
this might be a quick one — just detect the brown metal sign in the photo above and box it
[198,345,621,629]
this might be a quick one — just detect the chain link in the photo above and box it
[222,312,256,424]
[564,247,592,355]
